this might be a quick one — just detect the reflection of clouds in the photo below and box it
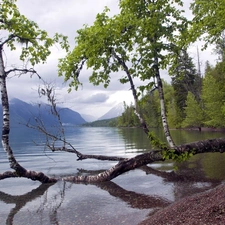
[0,166,222,224]
[0,178,169,225]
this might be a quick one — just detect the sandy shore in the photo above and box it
[139,184,225,225]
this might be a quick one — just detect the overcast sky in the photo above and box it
[5,0,217,118]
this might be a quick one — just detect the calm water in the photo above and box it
[0,126,225,225]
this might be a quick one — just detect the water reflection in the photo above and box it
[0,168,221,225]
[0,127,225,224]
[0,183,54,224]
[117,128,152,153]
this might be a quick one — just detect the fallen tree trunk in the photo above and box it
[62,137,225,183]
[1,136,225,183]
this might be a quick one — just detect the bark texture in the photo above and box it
[1,38,225,184]
[154,55,176,149]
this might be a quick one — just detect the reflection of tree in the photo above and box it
[36,181,69,225]
[201,153,225,180]
[0,181,71,225]
[141,165,220,201]
[96,181,171,209]
[0,167,222,225]
[76,165,221,211]
[0,183,54,225]
[170,129,225,145]
[117,128,152,153]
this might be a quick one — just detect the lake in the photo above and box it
[0,126,225,225]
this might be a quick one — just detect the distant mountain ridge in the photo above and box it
[97,102,124,120]
[0,98,86,127]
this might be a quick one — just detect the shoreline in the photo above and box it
[139,183,225,225]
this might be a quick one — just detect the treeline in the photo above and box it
[118,48,225,129]
[83,118,118,127]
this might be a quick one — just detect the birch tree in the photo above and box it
[0,0,68,182]
[59,0,189,149]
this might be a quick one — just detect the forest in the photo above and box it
[118,54,225,130]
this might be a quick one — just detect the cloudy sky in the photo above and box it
[4,0,217,118]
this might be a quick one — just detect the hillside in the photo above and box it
[83,117,118,127]
[0,98,86,127]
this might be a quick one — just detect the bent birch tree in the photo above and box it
[0,0,225,184]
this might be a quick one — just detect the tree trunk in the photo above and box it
[154,56,176,149]
[0,48,56,183]
[111,49,150,135]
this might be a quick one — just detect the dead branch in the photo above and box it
[5,67,40,78]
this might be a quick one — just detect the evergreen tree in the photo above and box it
[118,103,139,127]
[214,32,225,62]
[202,68,225,127]
[170,50,201,127]
[182,92,204,129]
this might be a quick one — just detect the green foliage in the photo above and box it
[162,149,194,163]
[167,100,183,128]
[141,91,161,128]
[0,0,68,66]
[202,67,225,127]
[148,131,168,150]
[59,0,188,94]
[182,92,204,128]
[117,103,139,127]
[83,118,118,127]
[190,0,225,47]
[170,50,201,126]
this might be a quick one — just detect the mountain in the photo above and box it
[81,114,98,122]
[0,98,86,127]
[98,102,124,120]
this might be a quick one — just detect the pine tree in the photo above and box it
[182,92,204,129]
[171,50,201,127]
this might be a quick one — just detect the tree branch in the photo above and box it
[5,67,40,77]
[0,34,16,47]
[111,49,150,135]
